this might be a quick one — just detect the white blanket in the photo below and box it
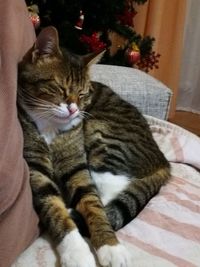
[13,116,200,267]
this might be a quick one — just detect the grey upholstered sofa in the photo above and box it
[90,64,172,120]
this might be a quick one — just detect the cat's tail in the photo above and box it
[105,166,170,231]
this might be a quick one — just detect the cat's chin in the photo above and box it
[53,110,80,125]
[57,116,82,132]
[32,107,81,130]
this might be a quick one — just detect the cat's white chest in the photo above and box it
[31,115,82,145]
[40,118,82,144]
[41,128,57,144]
[33,118,58,144]
[90,171,130,205]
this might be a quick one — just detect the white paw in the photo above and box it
[57,229,96,267]
[97,243,132,267]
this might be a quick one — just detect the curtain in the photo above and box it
[176,0,200,114]
[133,0,187,118]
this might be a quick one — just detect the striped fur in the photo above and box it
[84,83,170,230]
[17,27,170,267]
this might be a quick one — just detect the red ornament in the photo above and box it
[75,10,84,30]
[125,43,141,65]
[117,7,137,27]
[28,5,40,29]
[80,33,107,53]
[29,13,40,29]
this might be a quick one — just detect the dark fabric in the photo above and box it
[0,0,39,266]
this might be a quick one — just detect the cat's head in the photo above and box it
[18,26,104,131]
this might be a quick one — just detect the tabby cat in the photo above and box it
[17,27,170,267]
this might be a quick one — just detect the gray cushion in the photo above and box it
[90,64,172,120]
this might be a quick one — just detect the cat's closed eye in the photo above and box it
[79,92,90,99]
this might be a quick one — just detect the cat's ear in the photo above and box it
[82,50,106,67]
[31,26,61,62]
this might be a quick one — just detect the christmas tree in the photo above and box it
[26,0,160,72]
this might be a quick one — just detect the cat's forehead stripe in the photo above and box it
[53,76,69,92]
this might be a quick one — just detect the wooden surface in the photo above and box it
[170,111,200,136]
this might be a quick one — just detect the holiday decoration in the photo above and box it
[117,1,137,27]
[108,31,129,57]
[25,0,160,71]
[75,10,84,30]
[80,33,106,53]
[137,51,161,72]
[28,4,40,29]
[125,43,141,65]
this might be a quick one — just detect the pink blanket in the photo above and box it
[12,116,200,267]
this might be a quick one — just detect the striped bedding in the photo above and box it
[12,116,200,267]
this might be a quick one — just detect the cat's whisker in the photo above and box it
[33,105,54,110]
[19,88,57,108]
[81,111,94,118]
[79,111,95,120]
[33,113,52,120]
[33,109,55,120]
[79,113,89,120]
[25,98,55,108]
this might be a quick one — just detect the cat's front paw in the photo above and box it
[97,243,132,267]
[57,229,96,267]
[59,252,96,267]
